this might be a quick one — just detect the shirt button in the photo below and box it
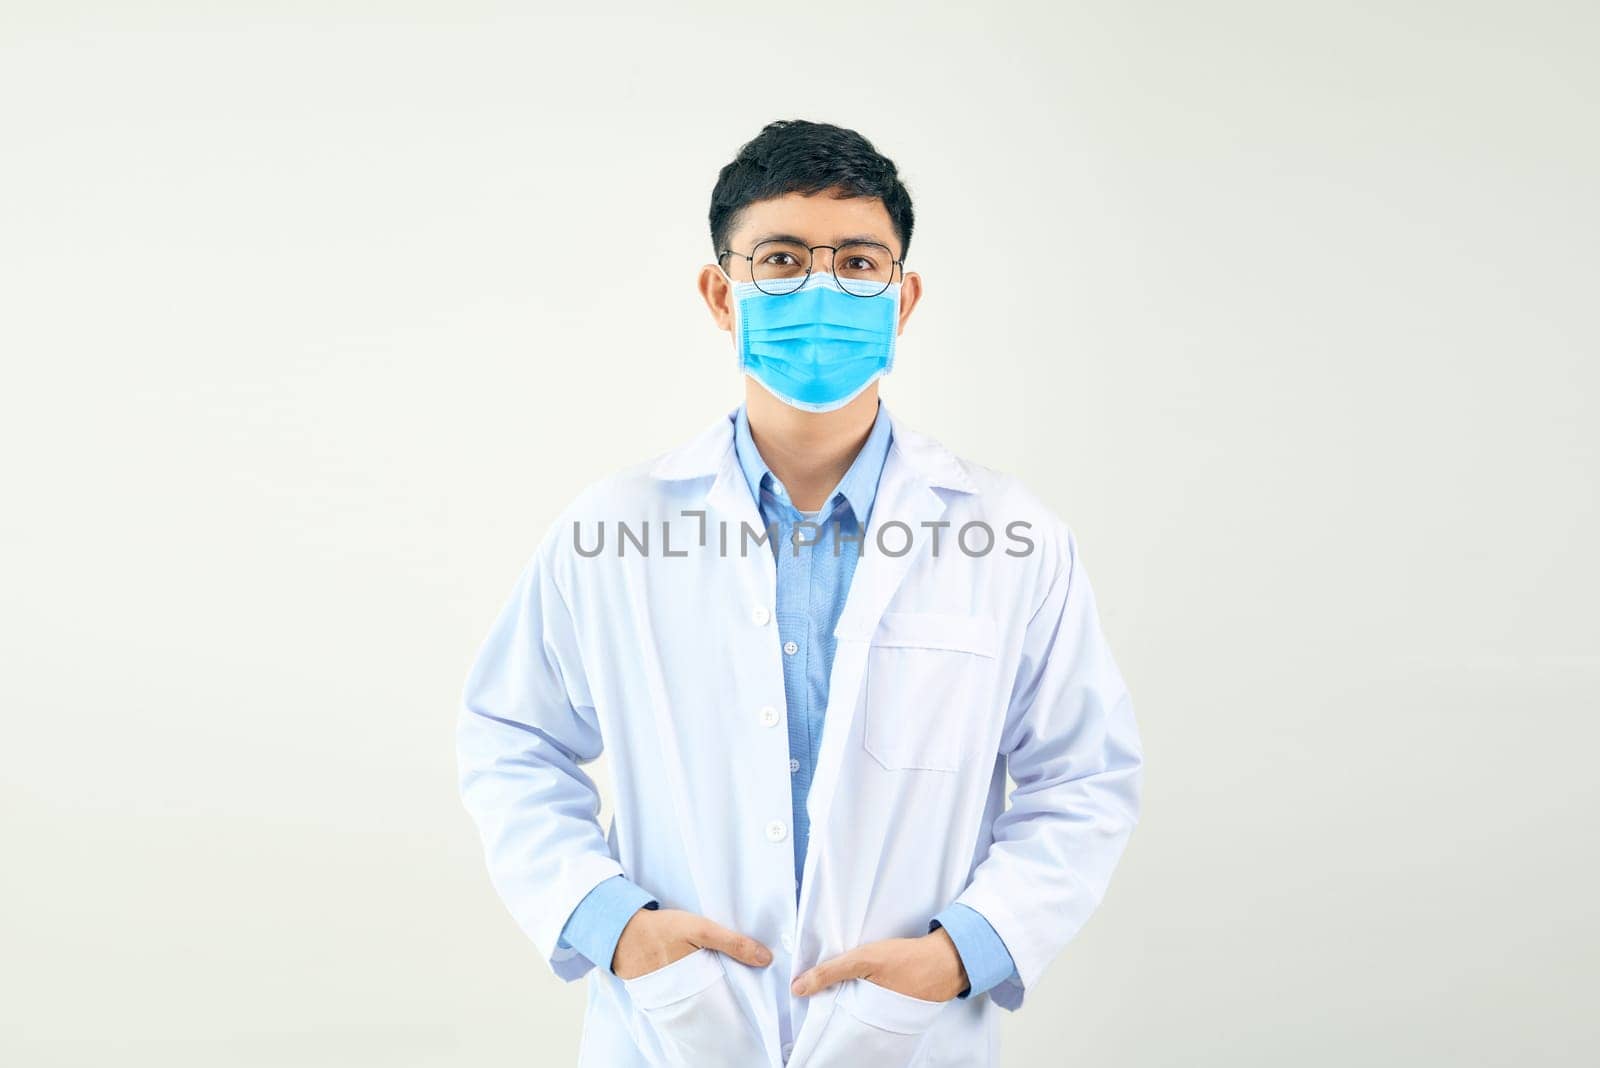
[765,820,788,842]
[782,1041,794,1062]
[752,606,771,626]
[788,758,800,773]
[760,706,780,727]
[783,640,799,656]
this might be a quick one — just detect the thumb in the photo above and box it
[791,950,870,997]
[689,917,773,968]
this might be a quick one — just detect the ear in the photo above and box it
[698,264,735,332]
[895,270,923,335]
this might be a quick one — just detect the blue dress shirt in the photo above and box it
[558,402,1017,999]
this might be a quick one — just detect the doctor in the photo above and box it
[458,119,1144,1067]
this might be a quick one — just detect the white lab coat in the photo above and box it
[458,406,1143,1067]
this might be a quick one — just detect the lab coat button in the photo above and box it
[780,931,794,952]
[765,820,788,842]
[752,606,771,626]
[783,640,799,656]
[760,706,780,727]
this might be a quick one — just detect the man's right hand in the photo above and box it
[611,907,773,980]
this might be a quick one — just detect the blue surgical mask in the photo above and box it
[728,271,900,413]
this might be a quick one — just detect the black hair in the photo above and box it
[709,120,915,261]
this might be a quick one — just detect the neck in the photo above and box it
[744,384,879,512]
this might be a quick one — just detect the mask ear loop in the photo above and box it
[718,263,748,373]
[881,281,901,375]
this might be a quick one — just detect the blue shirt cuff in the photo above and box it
[931,903,1017,999]
[558,875,658,974]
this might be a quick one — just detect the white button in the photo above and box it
[788,758,800,773]
[760,706,780,727]
[783,640,799,656]
[782,1041,794,1061]
[752,606,771,626]
[780,931,794,952]
[765,820,788,842]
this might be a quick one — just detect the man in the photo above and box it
[458,120,1143,1067]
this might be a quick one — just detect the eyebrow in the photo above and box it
[751,232,895,251]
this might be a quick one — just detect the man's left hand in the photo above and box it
[790,928,968,1002]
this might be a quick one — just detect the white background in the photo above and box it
[2,2,1596,1065]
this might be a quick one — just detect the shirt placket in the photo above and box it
[775,503,817,895]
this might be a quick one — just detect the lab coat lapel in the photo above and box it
[703,425,782,633]
[652,408,778,618]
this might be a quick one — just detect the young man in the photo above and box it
[458,120,1144,1067]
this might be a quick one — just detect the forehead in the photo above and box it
[728,190,899,253]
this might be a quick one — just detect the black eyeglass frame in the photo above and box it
[716,241,905,298]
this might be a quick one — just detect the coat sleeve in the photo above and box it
[456,535,635,981]
[952,524,1144,1010]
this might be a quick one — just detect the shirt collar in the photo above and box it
[731,401,894,526]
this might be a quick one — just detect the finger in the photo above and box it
[689,918,773,968]
[791,951,870,997]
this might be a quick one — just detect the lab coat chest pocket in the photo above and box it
[862,613,1000,773]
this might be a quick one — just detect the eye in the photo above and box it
[763,252,800,267]
[841,255,875,272]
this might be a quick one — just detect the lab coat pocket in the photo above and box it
[622,948,765,1067]
[802,978,945,1066]
[863,613,1000,772]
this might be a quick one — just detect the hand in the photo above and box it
[611,907,773,981]
[790,928,968,1002]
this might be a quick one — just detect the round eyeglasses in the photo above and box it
[717,239,903,298]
